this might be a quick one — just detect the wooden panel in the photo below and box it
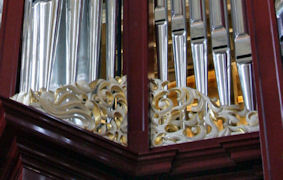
[123,0,149,153]
[0,97,262,178]
[0,0,25,98]
[246,0,283,179]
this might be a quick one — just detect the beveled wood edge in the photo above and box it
[0,97,261,177]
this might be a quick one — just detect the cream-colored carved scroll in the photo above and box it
[150,79,259,147]
[12,77,128,146]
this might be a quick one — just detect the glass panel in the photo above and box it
[149,0,259,146]
[12,0,127,146]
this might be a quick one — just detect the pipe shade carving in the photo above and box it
[12,77,128,146]
[150,79,259,147]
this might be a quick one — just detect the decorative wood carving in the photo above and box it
[0,97,262,178]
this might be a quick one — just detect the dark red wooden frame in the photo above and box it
[0,0,282,179]
[246,0,283,179]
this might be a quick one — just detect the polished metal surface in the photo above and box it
[230,0,251,64]
[89,0,102,81]
[171,0,187,88]
[77,1,90,83]
[50,1,67,90]
[237,63,255,111]
[0,0,3,28]
[213,52,231,105]
[189,0,207,95]
[231,0,255,110]
[106,0,117,79]
[20,0,33,92]
[21,0,62,91]
[209,0,231,105]
[65,0,83,84]
[276,0,283,56]
[191,43,208,95]
[155,0,168,82]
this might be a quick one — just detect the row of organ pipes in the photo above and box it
[154,0,255,111]
[19,0,119,92]
[17,0,268,111]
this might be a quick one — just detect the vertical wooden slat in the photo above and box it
[123,0,149,153]
[246,0,283,179]
[0,0,25,97]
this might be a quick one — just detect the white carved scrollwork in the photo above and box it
[11,77,259,147]
[12,77,128,146]
[150,79,259,147]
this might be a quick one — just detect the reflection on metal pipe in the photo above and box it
[237,63,254,110]
[0,0,3,28]
[21,0,62,91]
[65,0,83,84]
[50,2,67,90]
[89,0,102,81]
[276,0,283,57]
[154,0,168,82]
[171,0,187,88]
[189,0,207,95]
[106,0,117,79]
[209,0,231,105]
[77,1,89,83]
[231,0,255,110]
[20,0,32,92]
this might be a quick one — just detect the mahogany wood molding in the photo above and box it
[246,0,283,179]
[0,0,25,98]
[0,97,262,179]
[123,0,150,153]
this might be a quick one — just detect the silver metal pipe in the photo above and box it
[65,0,83,84]
[209,0,231,105]
[171,0,187,88]
[50,1,67,90]
[231,0,255,110]
[154,0,168,82]
[237,63,255,110]
[106,0,118,79]
[89,0,102,82]
[0,0,3,28]
[213,52,231,105]
[77,1,90,83]
[20,0,32,92]
[276,0,283,56]
[189,0,207,95]
[24,0,62,91]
